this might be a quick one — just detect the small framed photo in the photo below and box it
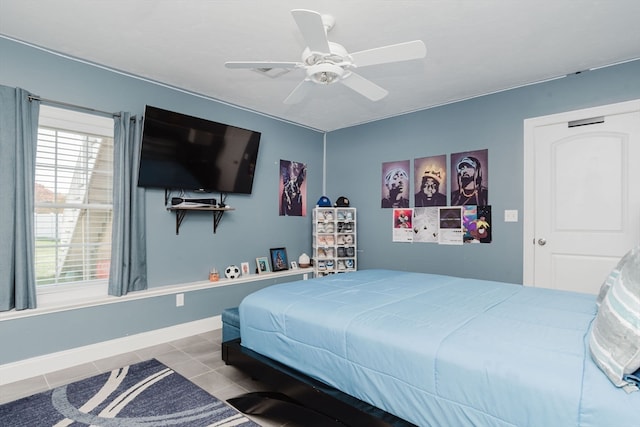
[290,261,298,269]
[241,261,250,275]
[256,257,270,274]
[270,247,289,272]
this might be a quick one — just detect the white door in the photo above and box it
[524,100,640,294]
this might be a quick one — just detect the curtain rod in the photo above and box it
[27,95,121,118]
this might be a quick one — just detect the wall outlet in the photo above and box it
[176,293,184,307]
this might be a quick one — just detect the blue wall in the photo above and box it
[327,62,640,283]
[1,35,639,364]
[0,38,325,288]
[0,37,323,364]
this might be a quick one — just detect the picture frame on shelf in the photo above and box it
[256,257,270,274]
[270,247,289,272]
[241,261,250,275]
[290,261,298,269]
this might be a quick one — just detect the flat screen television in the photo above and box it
[137,105,261,194]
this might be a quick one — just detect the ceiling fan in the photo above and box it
[225,9,427,104]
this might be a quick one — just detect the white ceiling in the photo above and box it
[2,1,640,132]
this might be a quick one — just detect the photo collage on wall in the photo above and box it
[385,149,491,244]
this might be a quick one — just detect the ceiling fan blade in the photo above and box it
[225,61,300,69]
[340,73,388,101]
[350,40,426,68]
[284,79,314,104]
[291,9,331,53]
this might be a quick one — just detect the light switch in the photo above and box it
[504,209,518,222]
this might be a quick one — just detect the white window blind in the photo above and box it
[34,106,114,288]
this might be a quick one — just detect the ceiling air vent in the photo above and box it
[252,68,291,78]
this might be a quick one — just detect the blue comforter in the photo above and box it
[239,270,638,427]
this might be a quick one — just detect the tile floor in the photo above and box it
[0,329,297,427]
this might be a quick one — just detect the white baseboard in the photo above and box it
[0,315,222,386]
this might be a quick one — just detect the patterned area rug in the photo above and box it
[0,358,260,426]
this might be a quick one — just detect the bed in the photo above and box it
[228,268,639,427]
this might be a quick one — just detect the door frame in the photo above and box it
[522,98,640,286]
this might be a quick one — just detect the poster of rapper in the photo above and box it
[450,149,488,206]
[414,155,447,207]
[381,160,410,208]
[279,160,307,216]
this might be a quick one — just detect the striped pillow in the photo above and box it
[596,248,634,307]
[589,244,640,392]
[596,267,620,307]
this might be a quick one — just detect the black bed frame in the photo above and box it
[222,339,416,427]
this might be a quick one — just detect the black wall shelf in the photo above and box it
[167,206,234,235]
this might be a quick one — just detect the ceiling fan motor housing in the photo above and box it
[302,42,352,84]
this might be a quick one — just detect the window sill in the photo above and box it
[0,268,313,321]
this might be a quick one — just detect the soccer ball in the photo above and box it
[225,265,241,279]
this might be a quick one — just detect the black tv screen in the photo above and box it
[138,105,261,194]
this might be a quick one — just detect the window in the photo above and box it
[34,106,114,297]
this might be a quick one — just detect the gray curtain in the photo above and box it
[109,112,147,296]
[0,86,39,311]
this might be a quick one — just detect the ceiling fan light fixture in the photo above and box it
[308,62,344,84]
[316,71,338,84]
